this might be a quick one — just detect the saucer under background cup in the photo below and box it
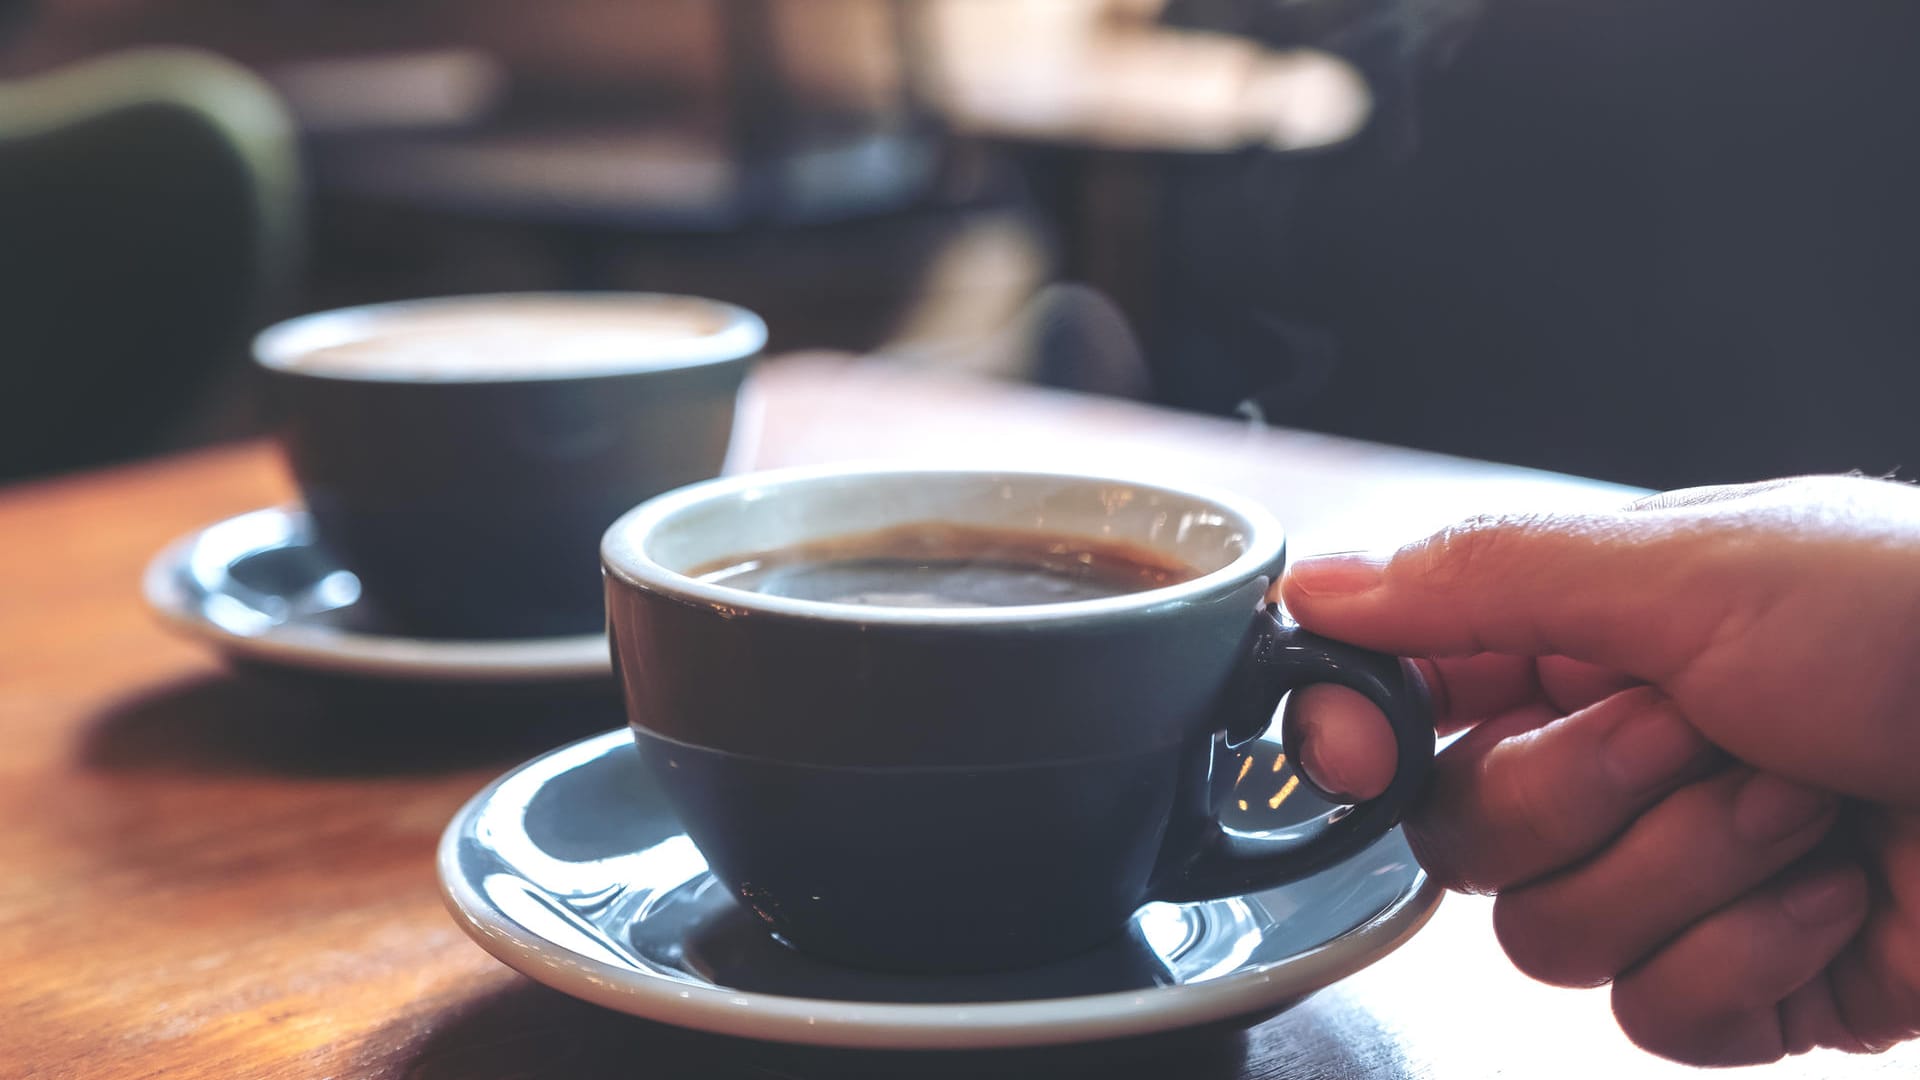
[438,729,1442,1050]
[144,506,611,684]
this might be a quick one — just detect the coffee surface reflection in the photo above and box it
[693,522,1199,608]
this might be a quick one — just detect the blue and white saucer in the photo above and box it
[143,507,610,683]
[438,729,1442,1049]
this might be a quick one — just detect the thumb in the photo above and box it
[1278,512,1738,678]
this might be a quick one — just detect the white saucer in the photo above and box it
[438,729,1444,1050]
[143,507,610,683]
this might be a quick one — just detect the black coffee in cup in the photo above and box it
[693,523,1200,608]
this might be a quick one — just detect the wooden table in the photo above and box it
[4,355,1913,1079]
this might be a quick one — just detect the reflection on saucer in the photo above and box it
[199,511,363,634]
[439,729,1443,1049]
[144,506,611,683]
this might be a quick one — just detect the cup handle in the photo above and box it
[1149,607,1435,902]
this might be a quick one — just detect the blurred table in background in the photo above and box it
[5,354,1915,1078]
[0,0,1373,352]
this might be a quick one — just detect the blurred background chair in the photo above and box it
[0,46,302,482]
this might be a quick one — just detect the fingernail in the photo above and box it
[1781,865,1866,925]
[1288,551,1390,598]
[1734,773,1835,843]
[1600,706,1706,791]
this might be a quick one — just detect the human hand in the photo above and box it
[1278,476,1920,1065]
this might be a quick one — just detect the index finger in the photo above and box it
[1279,510,1738,681]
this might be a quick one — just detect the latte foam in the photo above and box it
[259,295,759,381]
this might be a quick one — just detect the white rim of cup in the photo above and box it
[599,465,1289,627]
[251,292,768,383]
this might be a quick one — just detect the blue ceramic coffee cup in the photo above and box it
[602,467,1433,972]
[256,293,765,639]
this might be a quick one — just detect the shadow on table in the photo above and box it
[399,980,1272,1080]
[78,667,623,778]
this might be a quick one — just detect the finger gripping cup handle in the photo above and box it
[1151,609,1435,902]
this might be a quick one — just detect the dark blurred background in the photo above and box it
[3,0,1916,489]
